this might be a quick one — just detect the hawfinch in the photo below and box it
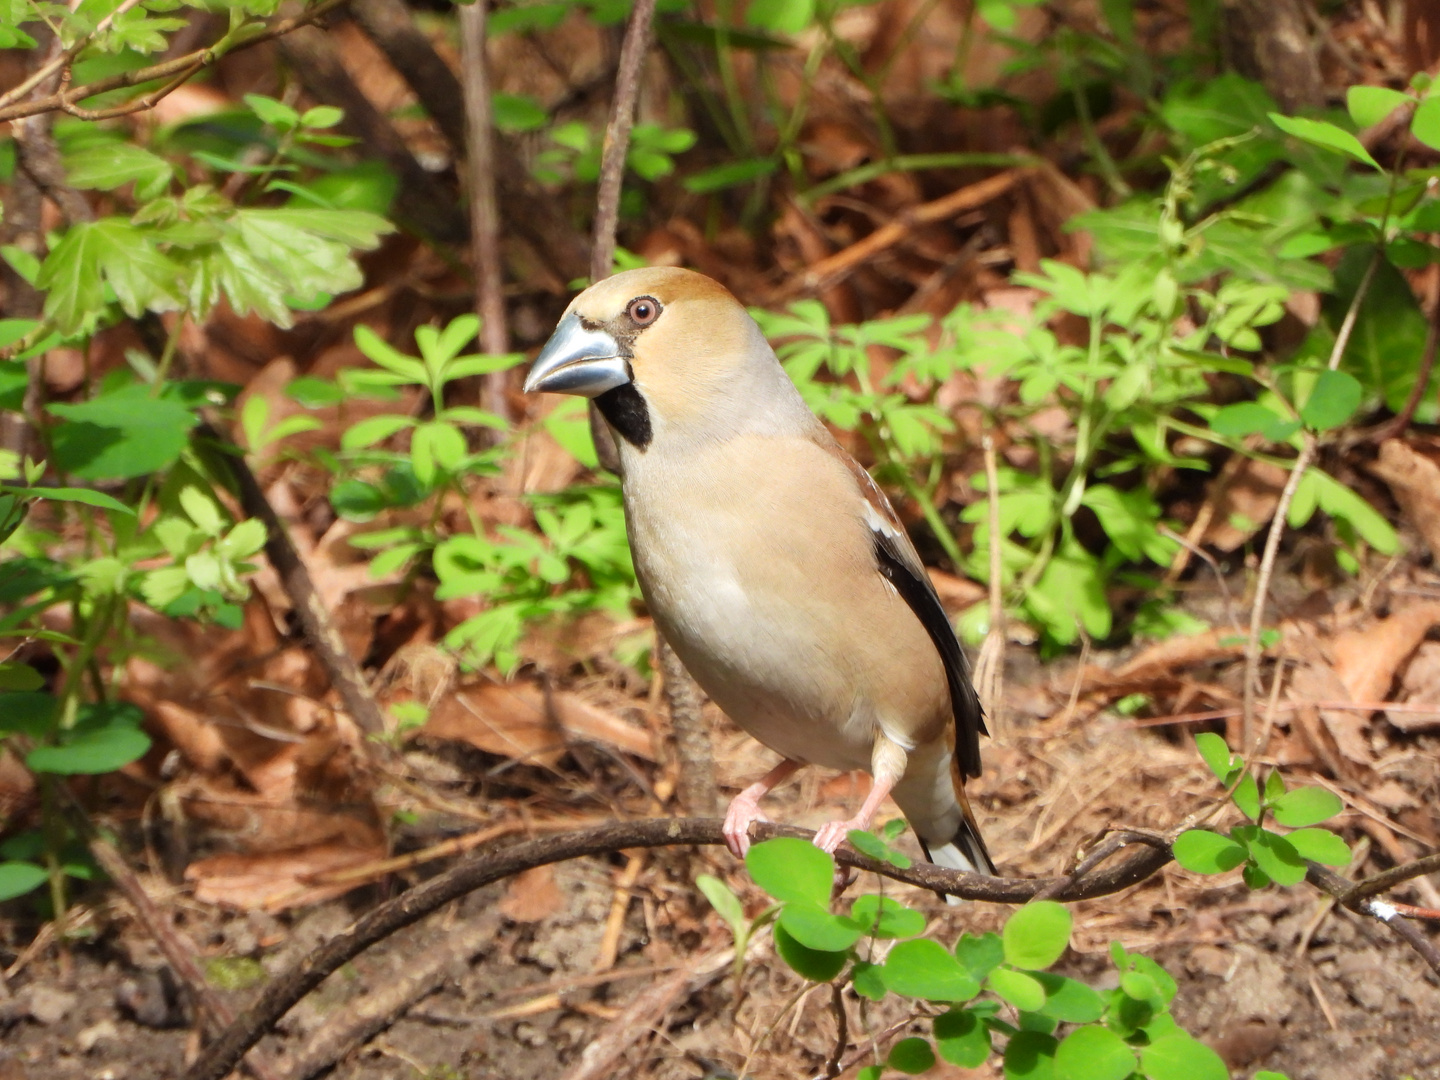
[524,267,994,879]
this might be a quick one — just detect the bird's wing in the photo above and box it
[818,437,987,778]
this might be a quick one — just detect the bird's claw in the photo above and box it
[723,794,769,859]
[812,819,860,855]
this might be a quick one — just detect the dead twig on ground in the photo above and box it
[86,837,282,1080]
[776,171,1025,300]
[286,911,501,1080]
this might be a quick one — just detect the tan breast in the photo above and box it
[620,432,950,772]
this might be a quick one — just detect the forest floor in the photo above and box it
[2,556,1439,1079]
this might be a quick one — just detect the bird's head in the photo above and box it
[524,267,804,450]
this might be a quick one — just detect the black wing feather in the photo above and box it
[871,533,987,778]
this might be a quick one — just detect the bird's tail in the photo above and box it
[917,773,996,906]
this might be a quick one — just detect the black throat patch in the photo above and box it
[594,383,652,450]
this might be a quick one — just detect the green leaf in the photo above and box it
[846,828,911,868]
[1172,830,1247,874]
[988,968,1046,1011]
[1054,1025,1135,1080]
[934,1007,991,1067]
[1003,1030,1057,1080]
[342,414,416,450]
[1003,901,1071,970]
[0,692,57,736]
[1285,828,1351,865]
[1232,771,1261,819]
[778,900,865,952]
[1268,786,1343,827]
[1032,974,1106,1023]
[245,93,301,129]
[38,218,184,334]
[1299,369,1363,430]
[852,960,887,1001]
[0,664,43,691]
[850,894,926,939]
[1209,402,1298,441]
[0,861,48,902]
[1325,248,1436,423]
[47,385,197,480]
[1139,1031,1229,1080]
[286,377,345,407]
[882,939,981,1002]
[1347,86,1412,128]
[1268,113,1380,169]
[1246,829,1308,886]
[1413,97,1440,152]
[888,1037,935,1075]
[956,931,1005,980]
[696,874,746,939]
[27,724,151,774]
[746,838,834,905]
[492,92,548,133]
[300,105,344,130]
[1193,733,1234,781]
[64,143,173,199]
[5,486,135,515]
[744,0,814,33]
[683,158,778,193]
[773,922,847,982]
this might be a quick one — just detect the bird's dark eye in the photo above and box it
[627,296,661,326]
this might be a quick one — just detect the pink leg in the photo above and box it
[811,772,898,854]
[723,759,803,858]
[812,736,908,855]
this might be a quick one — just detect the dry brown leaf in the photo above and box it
[1389,640,1440,732]
[1287,650,1372,768]
[1202,458,1288,552]
[423,682,655,767]
[186,840,387,911]
[1331,601,1440,703]
[927,569,986,614]
[1368,439,1440,558]
[499,865,564,923]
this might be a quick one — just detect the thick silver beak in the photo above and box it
[523,313,631,397]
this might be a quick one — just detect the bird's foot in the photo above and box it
[812,817,864,855]
[723,792,769,859]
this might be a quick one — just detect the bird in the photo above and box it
[523,266,995,881]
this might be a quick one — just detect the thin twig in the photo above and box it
[0,0,356,123]
[1345,853,1440,904]
[824,983,849,1078]
[85,837,282,1080]
[590,0,658,284]
[458,0,512,424]
[1240,250,1380,749]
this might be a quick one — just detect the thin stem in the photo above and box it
[1240,249,1380,750]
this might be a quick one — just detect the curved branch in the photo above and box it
[183,817,1168,1080]
[183,817,1440,1080]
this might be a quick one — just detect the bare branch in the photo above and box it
[459,0,511,423]
[0,0,355,124]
